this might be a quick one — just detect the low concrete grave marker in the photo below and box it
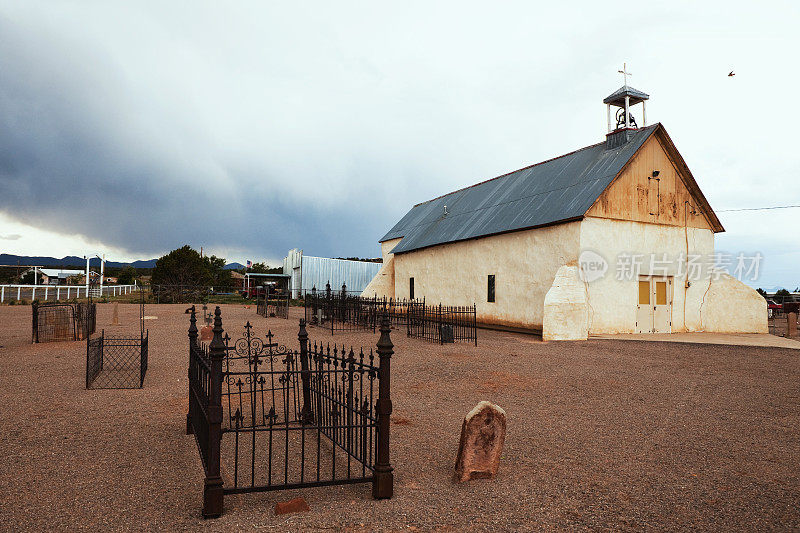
[453,401,506,482]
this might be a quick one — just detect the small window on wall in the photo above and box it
[655,281,667,305]
[487,275,496,303]
[409,277,414,300]
[638,280,650,305]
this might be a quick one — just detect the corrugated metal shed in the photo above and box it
[382,124,659,254]
[300,256,381,293]
[283,249,382,295]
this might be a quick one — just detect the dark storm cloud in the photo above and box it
[0,3,623,262]
[0,6,428,260]
[0,2,798,288]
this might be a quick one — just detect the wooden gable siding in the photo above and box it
[586,133,715,231]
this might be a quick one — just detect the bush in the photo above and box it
[9,299,15,306]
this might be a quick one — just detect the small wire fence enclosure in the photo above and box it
[86,287,149,389]
[255,286,289,319]
[407,301,478,345]
[186,306,394,518]
[32,302,96,343]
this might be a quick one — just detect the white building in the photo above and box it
[39,268,86,285]
[363,84,766,340]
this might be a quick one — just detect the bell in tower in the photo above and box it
[604,63,649,149]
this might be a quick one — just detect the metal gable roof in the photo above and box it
[382,124,659,254]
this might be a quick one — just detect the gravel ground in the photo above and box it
[1,303,799,532]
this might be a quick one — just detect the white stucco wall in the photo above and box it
[542,265,589,341]
[391,222,581,330]
[361,238,403,299]
[578,217,766,335]
[701,273,768,333]
[578,217,715,334]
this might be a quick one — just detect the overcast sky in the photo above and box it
[0,1,798,288]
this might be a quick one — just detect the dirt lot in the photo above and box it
[1,303,799,531]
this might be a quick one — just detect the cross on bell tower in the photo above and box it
[603,63,650,148]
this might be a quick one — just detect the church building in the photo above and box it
[362,83,767,340]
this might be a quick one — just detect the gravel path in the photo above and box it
[1,303,798,531]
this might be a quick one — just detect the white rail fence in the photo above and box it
[0,284,138,303]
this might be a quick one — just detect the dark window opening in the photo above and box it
[487,275,495,303]
[409,277,415,300]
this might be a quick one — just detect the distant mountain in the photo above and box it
[0,254,157,269]
[224,262,245,270]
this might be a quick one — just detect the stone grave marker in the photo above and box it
[454,401,507,483]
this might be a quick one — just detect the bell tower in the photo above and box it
[604,63,649,149]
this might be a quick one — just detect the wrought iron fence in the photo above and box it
[255,286,290,319]
[86,286,149,389]
[186,306,394,518]
[32,302,96,343]
[407,301,477,345]
[382,297,417,328]
[304,284,380,334]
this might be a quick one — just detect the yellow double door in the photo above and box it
[636,276,673,334]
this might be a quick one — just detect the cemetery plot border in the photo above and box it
[186,306,394,518]
[303,284,380,334]
[86,287,149,389]
[32,302,96,343]
[86,331,149,389]
[407,301,478,346]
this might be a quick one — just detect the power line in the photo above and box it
[717,205,800,213]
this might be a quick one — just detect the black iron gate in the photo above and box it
[187,306,394,518]
[32,302,96,343]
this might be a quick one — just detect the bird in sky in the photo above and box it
[728,71,735,77]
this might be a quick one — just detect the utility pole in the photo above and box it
[100,254,105,295]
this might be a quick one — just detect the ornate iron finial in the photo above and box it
[377,310,393,354]
[188,305,197,335]
[210,306,225,351]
